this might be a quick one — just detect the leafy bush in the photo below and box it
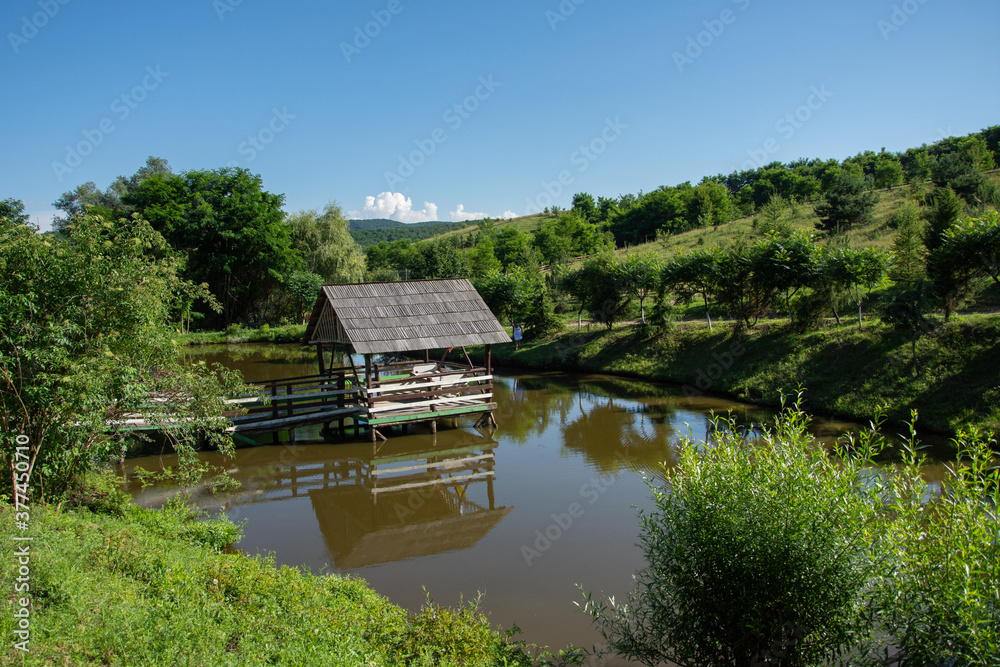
[583,397,890,667]
[583,399,1000,667]
[869,424,1000,667]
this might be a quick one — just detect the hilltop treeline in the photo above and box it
[348,219,471,249]
[6,125,997,333]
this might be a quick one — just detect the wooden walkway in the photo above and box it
[118,360,497,444]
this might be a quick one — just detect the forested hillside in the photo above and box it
[347,219,471,248]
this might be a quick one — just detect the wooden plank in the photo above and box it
[363,403,496,425]
[371,470,494,494]
[371,453,493,477]
[366,374,492,396]
[368,393,493,414]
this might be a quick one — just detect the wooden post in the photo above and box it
[287,383,296,445]
[485,344,492,376]
[271,383,279,446]
[316,343,325,375]
[337,373,346,438]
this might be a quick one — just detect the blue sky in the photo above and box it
[4,0,998,229]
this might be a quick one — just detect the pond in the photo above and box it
[121,343,952,657]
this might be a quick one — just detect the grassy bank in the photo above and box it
[0,478,537,666]
[179,323,308,345]
[490,315,1000,436]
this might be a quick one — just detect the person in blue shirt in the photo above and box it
[512,322,522,350]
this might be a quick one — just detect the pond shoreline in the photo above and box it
[178,314,1000,440]
[478,317,1000,440]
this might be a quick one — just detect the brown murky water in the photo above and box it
[122,343,952,657]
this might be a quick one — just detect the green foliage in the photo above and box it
[815,171,879,234]
[0,213,247,502]
[0,499,534,666]
[584,400,1000,667]
[887,203,925,283]
[931,149,989,206]
[533,213,612,265]
[285,270,323,322]
[475,268,535,325]
[873,158,904,190]
[0,197,30,225]
[365,237,467,280]
[286,204,366,284]
[583,400,887,667]
[662,248,721,330]
[870,426,1000,667]
[752,193,793,238]
[821,246,890,328]
[564,254,631,330]
[124,166,296,327]
[570,192,596,221]
[348,220,469,248]
[923,185,966,252]
[620,254,664,325]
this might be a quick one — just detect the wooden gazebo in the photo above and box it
[302,279,511,440]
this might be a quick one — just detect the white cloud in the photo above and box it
[348,192,438,223]
[500,210,516,219]
[449,204,487,222]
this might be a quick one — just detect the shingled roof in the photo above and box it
[303,279,511,354]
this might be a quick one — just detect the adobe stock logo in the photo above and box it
[733,84,833,172]
[51,66,169,182]
[340,0,410,63]
[384,75,501,188]
[7,0,71,54]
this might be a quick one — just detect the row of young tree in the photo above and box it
[468,188,999,342]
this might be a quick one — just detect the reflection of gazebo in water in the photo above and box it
[302,279,511,442]
[307,429,512,569]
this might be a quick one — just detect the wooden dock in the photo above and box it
[116,359,495,445]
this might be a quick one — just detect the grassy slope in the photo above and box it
[488,316,1000,436]
[0,483,532,666]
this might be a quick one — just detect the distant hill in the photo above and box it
[348,219,473,248]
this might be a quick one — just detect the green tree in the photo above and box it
[285,271,323,323]
[752,193,792,238]
[923,185,964,253]
[571,192,597,221]
[0,198,30,225]
[620,253,663,325]
[872,428,1000,666]
[466,237,502,279]
[583,402,886,667]
[927,212,1000,320]
[823,246,890,328]
[124,167,296,327]
[713,238,778,330]
[931,149,988,206]
[286,203,365,284]
[662,249,720,330]
[493,227,534,269]
[888,203,926,284]
[687,180,733,228]
[474,268,534,326]
[873,158,904,190]
[815,171,879,234]
[0,212,245,502]
[756,232,821,325]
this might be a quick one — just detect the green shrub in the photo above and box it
[870,424,1000,666]
[583,397,889,667]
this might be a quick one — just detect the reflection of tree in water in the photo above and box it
[491,376,578,444]
[561,394,679,475]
